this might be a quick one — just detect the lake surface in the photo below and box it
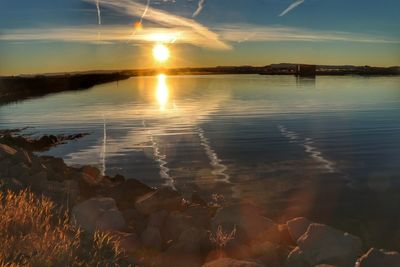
[1,74,400,247]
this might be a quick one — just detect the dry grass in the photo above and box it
[0,189,125,267]
[209,225,237,249]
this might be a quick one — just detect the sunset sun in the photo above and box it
[153,44,170,63]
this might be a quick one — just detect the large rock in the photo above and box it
[135,187,182,215]
[286,246,310,267]
[72,197,126,233]
[287,217,313,243]
[141,226,162,250]
[163,211,194,242]
[202,258,264,267]
[297,223,362,267]
[108,179,153,210]
[0,144,17,158]
[155,228,208,267]
[356,248,400,267]
[212,203,280,244]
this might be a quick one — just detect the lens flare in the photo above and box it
[153,44,170,62]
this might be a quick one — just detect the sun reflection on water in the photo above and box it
[156,74,169,111]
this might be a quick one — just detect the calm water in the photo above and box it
[1,75,400,245]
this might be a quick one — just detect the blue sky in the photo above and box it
[0,0,399,74]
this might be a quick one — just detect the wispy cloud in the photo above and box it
[279,0,305,17]
[1,24,398,46]
[95,0,101,25]
[83,0,230,49]
[192,0,205,18]
[218,24,400,44]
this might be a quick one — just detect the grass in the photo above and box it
[209,225,237,249]
[0,189,125,267]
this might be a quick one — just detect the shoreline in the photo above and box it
[0,130,399,266]
[1,65,399,106]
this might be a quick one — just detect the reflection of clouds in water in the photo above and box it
[197,127,231,183]
[65,76,232,187]
[143,120,175,189]
[278,125,336,173]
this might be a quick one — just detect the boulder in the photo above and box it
[356,248,400,267]
[108,179,153,210]
[249,241,281,267]
[0,144,17,158]
[287,217,313,243]
[286,247,311,267]
[72,197,125,233]
[155,240,203,267]
[212,203,279,244]
[184,205,213,229]
[117,232,141,255]
[141,226,162,250]
[122,209,148,234]
[297,223,362,267]
[163,211,194,242]
[135,187,182,215]
[202,258,264,267]
[148,210,168,228]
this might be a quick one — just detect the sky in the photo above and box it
[0,0,399,75]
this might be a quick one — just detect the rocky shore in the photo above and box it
[0,135,399,267]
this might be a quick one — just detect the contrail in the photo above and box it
[197,127,231,183]
[192,0,205,18]
[96,0,102,25]
[279,0,305,17]
[140,0,151,23]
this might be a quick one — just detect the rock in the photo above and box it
[96,209,126,232]
[156,241,204,267]
[278,223,295,245]
[164,211,193,242]
[212,203,280,244]
[249,241,281,266]
[179,227,212,253]
[287,217,313,243]
[0,144,17,157]
[141,226,162,250]
[297,223,362,267]
[72,197,126,233]
[135,187,182,215]
[81,166,101,182]
[122,209,148,234]
[14,149,32,166]
[184,206,213,229]
[356,248,400,267]
[191,192,207,206]
[202,258,264,267]
[8,163,30,180]
[286,247,311,267]
[116,232,141,255]
[148,210,168,228]
[108,179,153,210]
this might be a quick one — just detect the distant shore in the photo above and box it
[1,64,399,105]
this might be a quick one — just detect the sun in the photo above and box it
[153,44,170,63]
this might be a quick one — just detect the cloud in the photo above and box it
[279,0,305,17]
[192,0,205,18]
[1,24,398,47]
[83,0,230,49]
[95,0,101,25]
[217,24,400,44]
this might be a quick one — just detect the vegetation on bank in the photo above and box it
[0,190,124,267]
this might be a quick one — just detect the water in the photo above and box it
[1,74,400,247]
